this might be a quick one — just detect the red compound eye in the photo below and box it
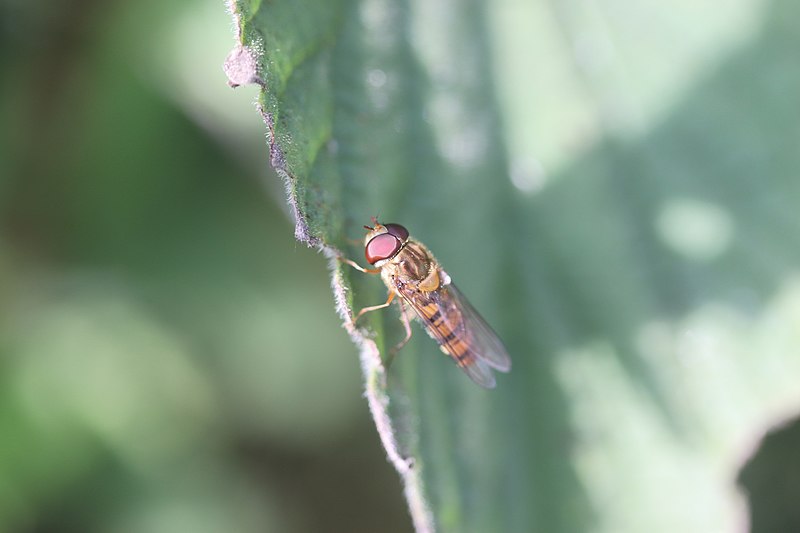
[383,223,409,242]
[365,233,401,264]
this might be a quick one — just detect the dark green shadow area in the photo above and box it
[739,417,800,533]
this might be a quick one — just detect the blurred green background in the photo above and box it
[0,0,411,531]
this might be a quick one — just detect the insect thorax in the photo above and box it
[382,240,437,288]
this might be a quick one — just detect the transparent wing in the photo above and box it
[445,282,512,372]
[393,275,511,389]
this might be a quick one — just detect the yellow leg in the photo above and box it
[385,300,413,369]
[338,256,381,274]
[394,300,413,353]
[354,291,395,324]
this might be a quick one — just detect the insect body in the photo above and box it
[342,219,511,388]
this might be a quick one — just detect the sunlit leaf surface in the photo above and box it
[231,1,800,532]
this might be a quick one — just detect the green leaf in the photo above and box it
[227,0,800,531]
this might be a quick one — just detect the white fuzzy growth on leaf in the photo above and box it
[223,43,264,88]
[223,0,264,87]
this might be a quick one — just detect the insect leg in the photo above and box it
[390,300,413,355]
[337,256,381,274]
[384,298,413,370]
[354,291,395,324]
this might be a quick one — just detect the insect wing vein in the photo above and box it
[445,282,512,372]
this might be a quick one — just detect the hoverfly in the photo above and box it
[340,218,511,388]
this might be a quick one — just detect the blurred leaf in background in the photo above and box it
[229,0,800,532]
[0,0,410,532]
